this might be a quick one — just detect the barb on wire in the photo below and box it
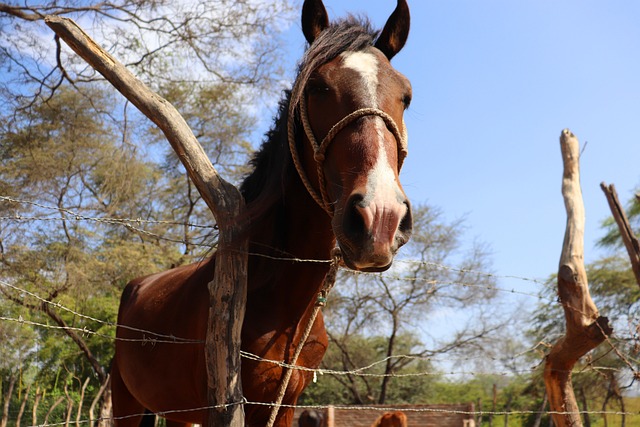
[4,284,626,379]
[394,258,549,286]
[0,280,204,344]
[2,281,638,379]
[2,195,552,288]
[0,315,202,345]
[17,400,640,427]
[0,195,215,229]
[0,195,217,248]
[26,401,246,427]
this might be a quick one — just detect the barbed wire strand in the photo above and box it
[0,195,215,229]
[0,281,567,370]
[20,401,640,427]
[0,311,630,381]
[3,195,639,418]
[2,280,638,378]
[1,195,551,288]
[0,280,203,343]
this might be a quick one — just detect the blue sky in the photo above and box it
[281,1,640,294]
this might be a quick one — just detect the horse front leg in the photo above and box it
[111,359,150,427]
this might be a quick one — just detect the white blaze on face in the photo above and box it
[340,51,407,255]
[341,51,379,106]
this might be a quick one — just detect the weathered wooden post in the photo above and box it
[45,16,247,426]
[544,129,612,427]
[600,182,640,287]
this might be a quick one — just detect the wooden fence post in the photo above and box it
[45,16,248,426]
[543,129,612,427]
[326,405,335,427]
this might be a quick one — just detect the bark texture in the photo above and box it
[544,129,612,427]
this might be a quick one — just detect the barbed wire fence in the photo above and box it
[1,195,639,426]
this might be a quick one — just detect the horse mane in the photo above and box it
[240,16,379,224]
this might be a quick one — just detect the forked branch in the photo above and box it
[544,129,612,427]
[44,16,247,427]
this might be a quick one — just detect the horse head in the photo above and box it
[291,0,413,272]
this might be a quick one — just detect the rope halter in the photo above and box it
[287,91,408,216]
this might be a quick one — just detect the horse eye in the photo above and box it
[307,79,330,95]
[402,94,412,109]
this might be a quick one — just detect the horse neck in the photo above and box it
[246,165,335,312]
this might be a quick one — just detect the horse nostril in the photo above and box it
[342,194,367,241]
[397,200,413,243]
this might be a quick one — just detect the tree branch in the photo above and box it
[0,4,42,21]
[544,129,612,427]
[600,182,640,288]
[44,15,248,426]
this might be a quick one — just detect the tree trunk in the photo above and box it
[619,392,626,427]
[15,382,32,427]
[76,377,90,427]
[1,373,17,427]
[98,385,113,427]
[44,396,66,426]
[579,387,590,427]
[532,393,547,427]
[544,129,613,427]
[64,383,74,427]
[503,394,512,427]
[45,16,248,427]
[489,383,497,427]
[378,316,398,404]
[89,374,111,427]
[32,386,42,426]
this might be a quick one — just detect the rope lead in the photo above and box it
[265,248,341,427]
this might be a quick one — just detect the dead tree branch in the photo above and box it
[45,16,248,427]
[544,129,612,427]
[600,182,640,287]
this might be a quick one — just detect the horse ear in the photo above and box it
[375,0,410,60]
[301,0,329,45]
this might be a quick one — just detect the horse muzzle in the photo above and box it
[335,191,412,272]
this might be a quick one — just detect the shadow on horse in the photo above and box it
[111,1,413,425]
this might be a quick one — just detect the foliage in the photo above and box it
[0,1,294,424]
[301,333,438,406]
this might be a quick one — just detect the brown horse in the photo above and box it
[371,411,408,427]
[111,1,412,426]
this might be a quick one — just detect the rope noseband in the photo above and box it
[287,90,408,215]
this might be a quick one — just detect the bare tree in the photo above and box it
[544,129,612,427]
[319,204,505,404]
[1,0,294,110]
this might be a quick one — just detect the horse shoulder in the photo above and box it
[117,257,216,333]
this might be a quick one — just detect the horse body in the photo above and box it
[112,1,412,426]
[113,177,333,426]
